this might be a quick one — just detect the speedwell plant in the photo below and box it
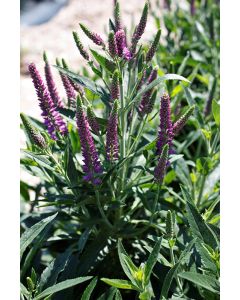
[20,1,220,299]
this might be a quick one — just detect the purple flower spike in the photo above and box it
[190,0,195,16]
[123,47,133,61]
[20,113,47,149]
[87,106,100,135]
[172,106,195,136]
[131,1,149,54]
[106,100,119,161]
[111,70,120,101]
[146,29,161,62]
[76,96,103,185]
[139,67,158,115]
[56,59,76,108]
[154,144,169,185]
[108,31,118,58]
[114,0,123,31]
[80,23,105,48]
[61,59,85,97]
[115,29,127,57]
[43,52,64,108]
[157,93,173,155]
[72,31,90,61]
[28,63,68,140]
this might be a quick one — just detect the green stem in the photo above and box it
[127,115,148,156]
[150,185,160,224]
[119,65,126,192]
[95,189,113,229]
[169,244,183,294]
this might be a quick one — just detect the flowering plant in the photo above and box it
[20,1,220,299]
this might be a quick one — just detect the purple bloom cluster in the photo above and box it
[43,52,64,108]
[62,59,85,98]
[115,29,127,57]
[154,144,169,184]
[139,67,158,115]
[80,23,105,47]
[87,106,100,135]
[131,1,149,54]
[108,31,118,58]
[122,47,132,61]
[190,0,196,16]
[156,93,173,155]
[111,70,120,101]
[145,89,157,114]
[114,0,123,31]
[106,100,119,161]
[28,63,68,140]
[56,59,76,108]
[76,96,103,185]
[146,29,161,62]
[172,106,195,135]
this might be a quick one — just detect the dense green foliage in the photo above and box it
[20,0,220,299]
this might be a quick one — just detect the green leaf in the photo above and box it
[144,237,162,285]
[195,240,217,273]
[159,239,196,300]
[81,277,98,300]
[126,74,190,112]
[65,144,79,186]
[212,99,220,126]
[178,272,219,294]
[78,228,91,253]
[183,86,204,126]
[54,65,103,96]
[90,49,116,73]
[177,52,190,75]
[20,283,30,297]
[33,277,92,300]
[21,225,51,280]
[101,278,136,290]
[20,213,58,258]
[181,186,218,249]
[22,151,55,172]
[114,290,123,300]
[117,240,140,288]
[37,249,71,292]
[169,154,184,164]
[97,287,117,300]
[77,229,111,275]
[196,157,213,175]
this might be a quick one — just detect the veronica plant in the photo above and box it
[21,1,219,299]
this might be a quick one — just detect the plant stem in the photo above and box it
[150,185,160,224]
[95,189,113,229]
[119,64,127,193]
[127,115,148,156]
[169,244,183,294]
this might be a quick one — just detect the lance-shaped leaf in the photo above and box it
[101,278,137,290]
[178,272,220,294]
[144,237,163,285]
[20,213,58,258]
[181,185,219,249]
[81,277,98,300]
[33,277,92,300]
[90,49,116,73]
[54,66,103,96]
